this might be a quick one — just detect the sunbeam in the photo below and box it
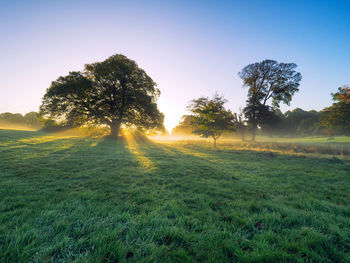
[122,130,155,170]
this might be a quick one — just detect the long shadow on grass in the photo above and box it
[0,129,47,146]
[125,138,268,204]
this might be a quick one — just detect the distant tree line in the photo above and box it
[263,108,321,136]
[0,112,42,129]
[258,85,350,137]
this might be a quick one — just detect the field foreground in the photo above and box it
[1,129,350,262]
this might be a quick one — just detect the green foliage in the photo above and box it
[321,85,350,135]
[172,115,196,136]
[186,94,236,146]
[23,112,42,128]
[238,60,302,141]
[0,112,24,124]
[273,108,321,136]
[39,118,71,132]
[40,54,164,138]
[0,112,42,129]
[258,108,284,134]
[1,129,350,262]
[332,85,350,102]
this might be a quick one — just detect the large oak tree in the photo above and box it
[40,54,164,138]
[238,59,302,141]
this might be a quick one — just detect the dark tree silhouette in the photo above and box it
[258,108,283,135]
[238,59,301,141]
[186,94,236,147]
[40,54,164,139]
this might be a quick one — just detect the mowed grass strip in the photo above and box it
[1,129,350,262]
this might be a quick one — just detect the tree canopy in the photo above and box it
[321,85,350,135]
[40,54,164,138]
[238,59,302,141]
[185,94,236,147]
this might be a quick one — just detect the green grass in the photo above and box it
[258,135,350,144]
[257,135,350,150]
[1,129,350,262]
[217,135,350,156]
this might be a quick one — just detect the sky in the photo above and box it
[1,0,349,131]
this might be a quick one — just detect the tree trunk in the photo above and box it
[110,120,121,139]
[213,137,217,148]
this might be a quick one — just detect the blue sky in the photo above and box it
[1,0,349,131]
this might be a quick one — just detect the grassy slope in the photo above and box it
[1,129,350,262]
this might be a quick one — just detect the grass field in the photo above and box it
[1,129,350,262]
[216,135,350,157]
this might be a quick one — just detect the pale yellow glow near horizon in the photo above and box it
[157,98,184,133]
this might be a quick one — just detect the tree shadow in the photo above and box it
[127,139,253,202]
[0,129,47,146]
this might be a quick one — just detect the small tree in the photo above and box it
[186,94,235,148]
[40,54,164,139]
[238,59,301,141]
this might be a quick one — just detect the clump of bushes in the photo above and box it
[0,112,42,129]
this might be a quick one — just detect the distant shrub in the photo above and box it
[0,111,43,129]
